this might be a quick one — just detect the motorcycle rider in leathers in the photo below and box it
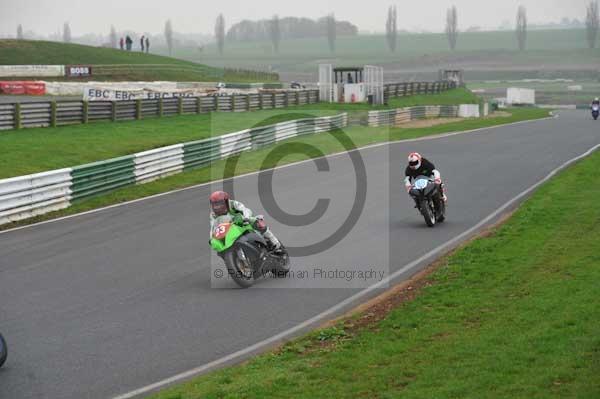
[209,191,282,251]
[403,152,447,203]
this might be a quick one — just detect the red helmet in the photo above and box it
[209,191,230,216]
[408,152,422,170]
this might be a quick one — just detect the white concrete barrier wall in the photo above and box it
[458,104,481,118]
[134,144,184,184]
[0,114,347,226]
[0,168,72,225]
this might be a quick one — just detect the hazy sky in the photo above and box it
[0,0,590,37]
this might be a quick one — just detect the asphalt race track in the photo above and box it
[0,110,598,399]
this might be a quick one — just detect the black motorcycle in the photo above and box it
[409,175,446,227]
[592,104,599,120]
[210,214,290,288]
[0,333,7,368]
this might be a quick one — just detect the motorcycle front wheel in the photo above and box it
[421,200,436,227]
[0,333,7,368]
[224,247,255,288]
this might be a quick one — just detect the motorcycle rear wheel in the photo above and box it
[436,197,446,223]
[271,246,291,277]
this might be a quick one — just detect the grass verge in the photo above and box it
[0,107,549,231]
[0,88,479,179]
[146,137,600,399]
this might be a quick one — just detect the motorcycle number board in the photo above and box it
[213,223,231,240]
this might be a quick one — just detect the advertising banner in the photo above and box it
[83,86,198,101]
[0,81,47,95]
[65,65,92,77]
[0,81,26,95]
[0,65,65,77]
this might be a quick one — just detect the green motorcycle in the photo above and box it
[210,214,290,288]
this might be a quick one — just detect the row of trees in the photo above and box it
[13,1,600,54]
[384,1,599,52]
[225,16,357,42]
[17,22,71,43]
[171,2,600,56]
[215,14,341,54]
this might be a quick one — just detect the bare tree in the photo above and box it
[215,14,225,55]
[269,14,281,53]
[385,6,398,52]
[445,6,458,50]
[164,20,173,55]
[17,24,23,40]
[516,6,527,51]
[109,25,118,49]
[326,13,336,53]
[63,22,71,43]
[586,1,599,48]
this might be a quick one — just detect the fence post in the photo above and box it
[196,96,202,114]
[178,97,183,115]
[82,101,89,124]
[14,102,22,129]
[135,99,142,120]
[111,101,117,122]
[246,94,251,111]
[259,93,264,109]
[284,92,289,107]
[158,98,163,117]
[272,92,276,108]
[232,95,236,112]
[50,101,57,127]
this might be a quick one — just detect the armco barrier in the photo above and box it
[70,156,136,200]
[0,90,320,131]
[0,114,347,226]
[0,169,72,225]
[367,104,483,127]
[0,80,457,132]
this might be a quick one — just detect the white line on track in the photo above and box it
[1,114,555,236]
[114,113,600,399]
[2,111,573,398]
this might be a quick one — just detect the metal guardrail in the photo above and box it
[367,104,484,126]
[383,81,456,99]
[0,90,320,131]
[0,113,347,226]
[0,168,73,225]
[0,80,457,131]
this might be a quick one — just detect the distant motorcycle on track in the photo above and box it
[592,104,599,120]
[0,333,7,368]
[409,175,446,227]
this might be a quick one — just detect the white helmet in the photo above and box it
[595,97,599,102]
[408,152,422,170]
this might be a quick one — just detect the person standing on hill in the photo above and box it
[140,35,145,52]
[145,36,150,53]
[125,35,132,51]
[119,37,124,50]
